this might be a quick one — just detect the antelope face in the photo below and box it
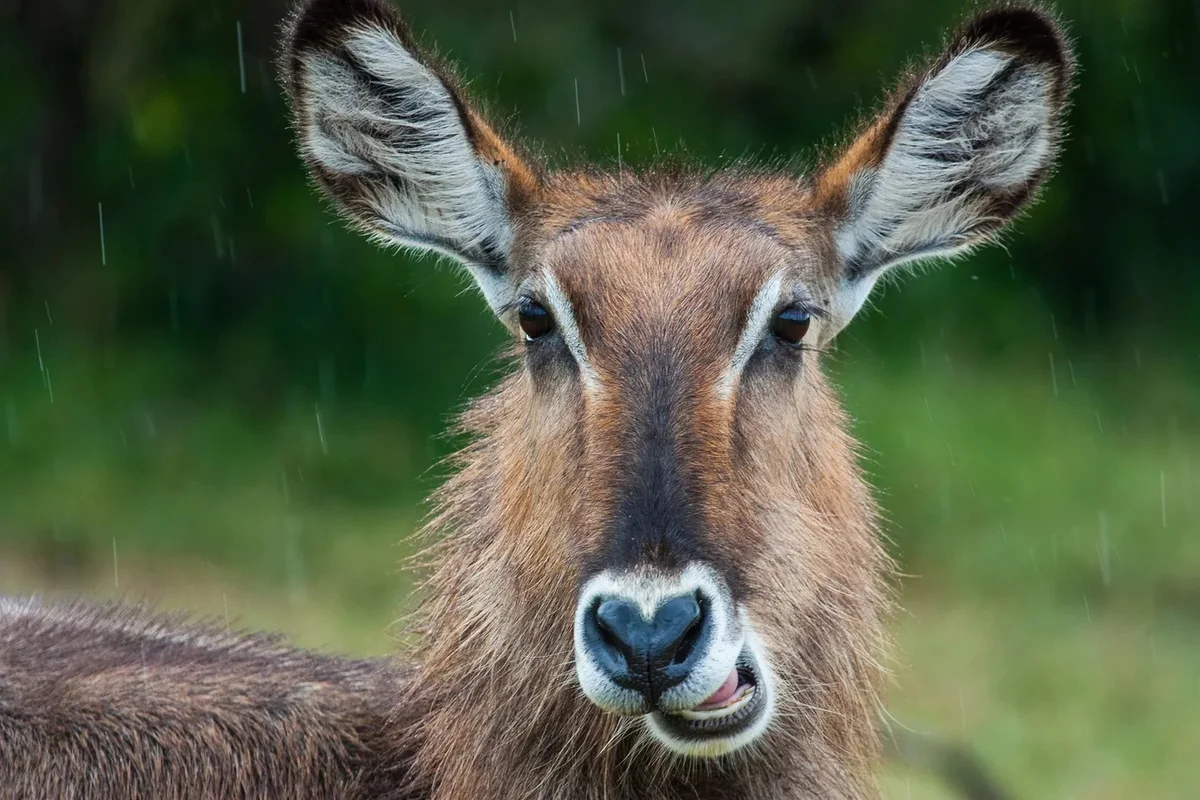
[285,0,1072,759]
[544,202,832,755]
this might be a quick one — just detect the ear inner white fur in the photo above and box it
[295,23,518,312]
[831,41,1062,326]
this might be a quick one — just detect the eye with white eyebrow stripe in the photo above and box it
[523,268,601,392]
[716,273,819,398]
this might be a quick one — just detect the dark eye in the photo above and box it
[518,299,556,341]
[772,306,811,347]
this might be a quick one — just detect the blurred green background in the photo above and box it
[1,0,1196,796]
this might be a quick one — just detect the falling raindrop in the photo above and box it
[640,53,649,84]
[617,48,626,96]
[651,127,660,156]
[315,403,328,454]
[237,21,247,94]
[509,10,517,42]
[574,78,581,125]
[98,203,107,265]
[1157,169,1170,205]
[34,328,48,396]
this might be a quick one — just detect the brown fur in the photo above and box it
[0,3,1073,798]
[0,598,409,799]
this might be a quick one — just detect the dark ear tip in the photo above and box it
[279,0,408,98]
[956,5,1074,76]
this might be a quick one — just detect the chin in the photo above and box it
[644,642,777,758]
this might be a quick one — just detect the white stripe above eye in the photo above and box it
[715,271,786,399]
[541,268,601,392]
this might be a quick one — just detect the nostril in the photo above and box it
[593,598,642,661]
[670,617,700,666]
[595,615,624,659]
[650,593,705,674]
[669,594,707,666]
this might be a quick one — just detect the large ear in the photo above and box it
[815,7,1074,327]
[281,0,540,312]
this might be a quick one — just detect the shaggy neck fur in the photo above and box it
[391,369,890,800]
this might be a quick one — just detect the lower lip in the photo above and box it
[656,667,764,735]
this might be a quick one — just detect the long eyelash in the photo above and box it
[495,298,522,317]
[793,299,830,320]
[769,296,829,325]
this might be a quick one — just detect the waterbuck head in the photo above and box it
[283,0,1071,788]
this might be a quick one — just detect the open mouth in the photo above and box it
[652,652,766,741]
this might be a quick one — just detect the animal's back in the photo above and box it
[0,597,411,799]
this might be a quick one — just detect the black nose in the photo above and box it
[582,593,711,703]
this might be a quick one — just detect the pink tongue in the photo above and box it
[696,668,740,709]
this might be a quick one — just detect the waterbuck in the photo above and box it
[0,1,1073,797]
